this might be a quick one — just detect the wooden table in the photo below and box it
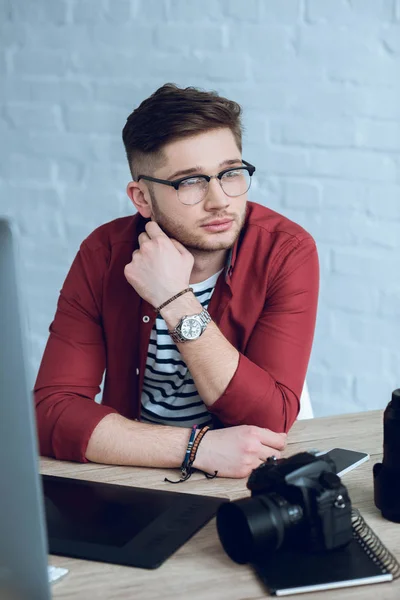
[41,410,400,599]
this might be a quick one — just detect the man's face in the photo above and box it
[142,128,248,253]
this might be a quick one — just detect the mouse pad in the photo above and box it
[42,474,227,569]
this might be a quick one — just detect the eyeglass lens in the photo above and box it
[177,168,252,205]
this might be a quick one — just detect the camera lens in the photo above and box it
[216,493,303,564]
[374,389,400,522]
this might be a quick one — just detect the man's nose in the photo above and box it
[203,177,230,210]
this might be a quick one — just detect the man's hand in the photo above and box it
[124,221,194,308]
[193,425,287,479]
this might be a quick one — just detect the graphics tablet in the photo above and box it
[42,474,227,569]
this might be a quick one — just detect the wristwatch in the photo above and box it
[168,308,212,343]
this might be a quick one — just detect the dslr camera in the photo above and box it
[216,451,353,564]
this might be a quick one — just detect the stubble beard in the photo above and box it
[149,191,247,254]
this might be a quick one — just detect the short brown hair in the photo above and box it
[122,83,243,179]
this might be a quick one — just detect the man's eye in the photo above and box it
[224,169,242,178]
[180,177,204,187]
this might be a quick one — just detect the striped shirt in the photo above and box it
[140,270,222,427]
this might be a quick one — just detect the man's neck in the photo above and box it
[189,249,228,284]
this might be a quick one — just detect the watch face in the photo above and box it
[181,317,202,340]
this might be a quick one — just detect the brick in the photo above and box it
[219,83,292,112]
[235,24,295,58]
[282,180,320,209]
[328,53,397,86]
[64,106,126,134]
[6,186,62,216]
[249,175,283,210]
[12,49,70,76]
[362,88,400,120]
[252,53,317,83]
[104,0,132,22]
[81,163,129,190]
[379,289,400,316]
[64,188,120,226]
[71,0,106,23]
[331,312,400,351]
[135,0,169,21]
[4,104,60,132]
[242,110,268,142]
[308,149,397,182]
[154,24,225,53]
[0,0,12,21]
[314,336,390,375]
[298,24,376,67]
[52,159,86,186]
[319,213,400,249]
[89,24,155,50]
[202,54,250,82]
[356,119,400,151]
[285,86,378,119]
[0,51,6,74]
[254,147,308,177]
[25,24,93,50]
[271,118,355,148]
[41,0,69,25]
[322,181,370,214]
[71,50,135,78]
[93,82,154,107]
[354,375,399,410]
[259,0,300,24]
[2,79,92,104]
[17,197,66,242]
[381,25,400,53]
[223,0,262,22]
[364,185,400,220]
[0,22,26,45]
[305,0,395,24]
[322,182,400,220]
[166,0,224,21]
[322,273,379,314]
[332,249,400,284]
[1,154,52,183]
[307,370,354,414]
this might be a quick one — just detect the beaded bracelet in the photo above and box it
[188,426,210,465]
[155,287,194,313]
[164,425,218,484]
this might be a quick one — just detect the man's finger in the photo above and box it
[169,238,189,255]
[145,221,167,238]
[138,232,151,246]
[260,429,287,451]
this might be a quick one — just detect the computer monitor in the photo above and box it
[0,218,51,600]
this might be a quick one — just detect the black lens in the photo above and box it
[216,493,303,564]
[374,389,400,522]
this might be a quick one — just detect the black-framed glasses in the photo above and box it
[137,160,256,206]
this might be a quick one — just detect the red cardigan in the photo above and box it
[34,202,319,462]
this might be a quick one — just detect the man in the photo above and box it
[34,84,319,479]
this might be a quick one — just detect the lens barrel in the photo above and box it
[373,389,400,522]
[216,493,303,564]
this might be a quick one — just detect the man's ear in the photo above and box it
[126,181,152,219]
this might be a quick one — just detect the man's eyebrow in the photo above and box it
[167,158,242,181]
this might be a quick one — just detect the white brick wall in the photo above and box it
[1,0,399,416]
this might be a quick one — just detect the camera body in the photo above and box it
[216,452,353,564]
